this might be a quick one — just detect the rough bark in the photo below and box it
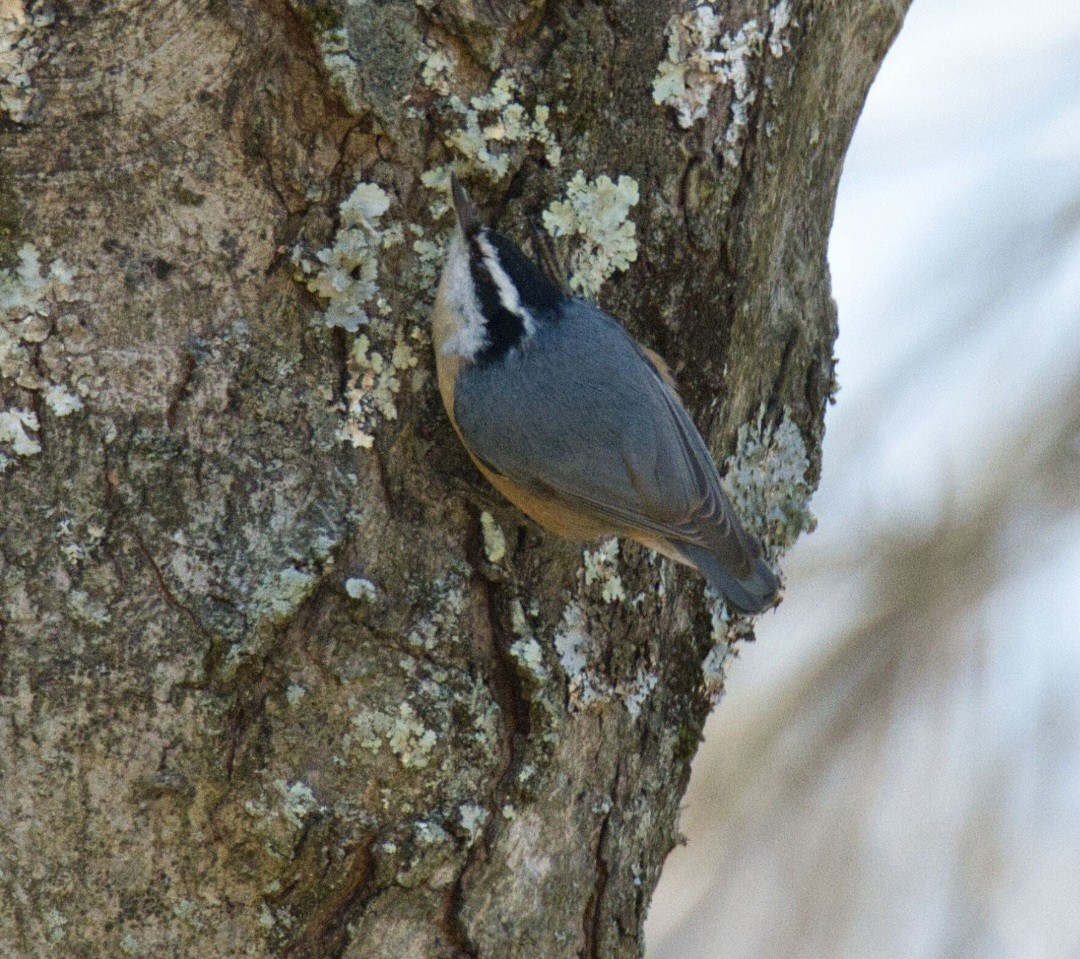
[0,0,907,956]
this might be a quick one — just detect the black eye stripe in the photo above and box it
[469,233,527,363]
[486,232,565,315]
[466,227,567,365]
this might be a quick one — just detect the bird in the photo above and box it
[431,175,779,614]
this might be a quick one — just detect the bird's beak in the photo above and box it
[450,173,478,234]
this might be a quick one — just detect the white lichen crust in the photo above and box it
[552,602,589,689]
[480,511,507,564]
[348,701,438,769]
[542,172,639,299]
[0,0,53,124]
[251,567,318,623]
[443,73,562,182]
[689,408,816,689]
[339,328,420,449]
[653,1,797,166]
[300,181,395,333]
[0,407,39,459]
[292,176,431,450]
[582,538,628,604]
[344,576,378,601]
[701,599,756,704]
[243,779,325,860]
[725,407,816,558]
[317,25,364,114]
[0,243,79,470]
[552,600,658,719]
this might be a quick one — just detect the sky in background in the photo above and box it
[648,1,1080,956]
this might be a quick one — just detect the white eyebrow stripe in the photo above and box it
[476,231,537,337]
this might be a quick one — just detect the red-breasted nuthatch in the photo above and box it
[433,176,779,614]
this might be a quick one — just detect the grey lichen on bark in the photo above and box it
[0,0,907,956]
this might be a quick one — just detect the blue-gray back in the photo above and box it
[453,299,752,572]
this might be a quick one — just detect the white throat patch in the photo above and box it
[439,229,489,359]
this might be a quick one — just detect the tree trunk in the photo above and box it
[0,0,906,956]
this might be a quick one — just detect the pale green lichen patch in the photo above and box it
[405,576,468,652]
[457,802,489,844]
[653,2,796,166]
[172,901,203,932]
[258,901,296,934]
[344,576,377,601]
[725,408,815,558]
[349,702,438,769]
[418,44,455,97]
[509,599,529,638]
[412,818,451,847]
[338,326,420,449]
[294,175,430,449]
[542,172,639,299]
[0,407,39,462]
[553,602,589,681]
[0,243,79,467]
[243,779,324,858]
[652,3,725,127]
[346,709,386,752]
[551,598,658,718]
[480,511,506,563]
[393,817,461,889]
[386,703,438,767]
[250,566,317,623]
[298,0,424,125]
[299,182,395,332]
[44,908,67,943]
[277,779,322,829]
[701,601,752,704]
[224,546,343,676]
[509,635,546,680]
[768,1,795,58]
[508,598,549,683]
[315,26,364,114]
[550,603,600,707]
[582,538,627,604]
[43,382,82,416]
[622,670,658,720]
[66,588,111,627]
[221,565,320,669]
[412,223,450,288]
[0,1,53,124]
[1,244,75,335]
[443,73,561,182]
[55,516,106,566]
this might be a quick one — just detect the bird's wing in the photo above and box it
[453,302,757,576]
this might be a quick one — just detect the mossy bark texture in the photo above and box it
[0,1,906,956]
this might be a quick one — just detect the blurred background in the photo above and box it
[646,1,1080,957]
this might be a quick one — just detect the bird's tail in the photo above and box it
[673,542,780,615]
